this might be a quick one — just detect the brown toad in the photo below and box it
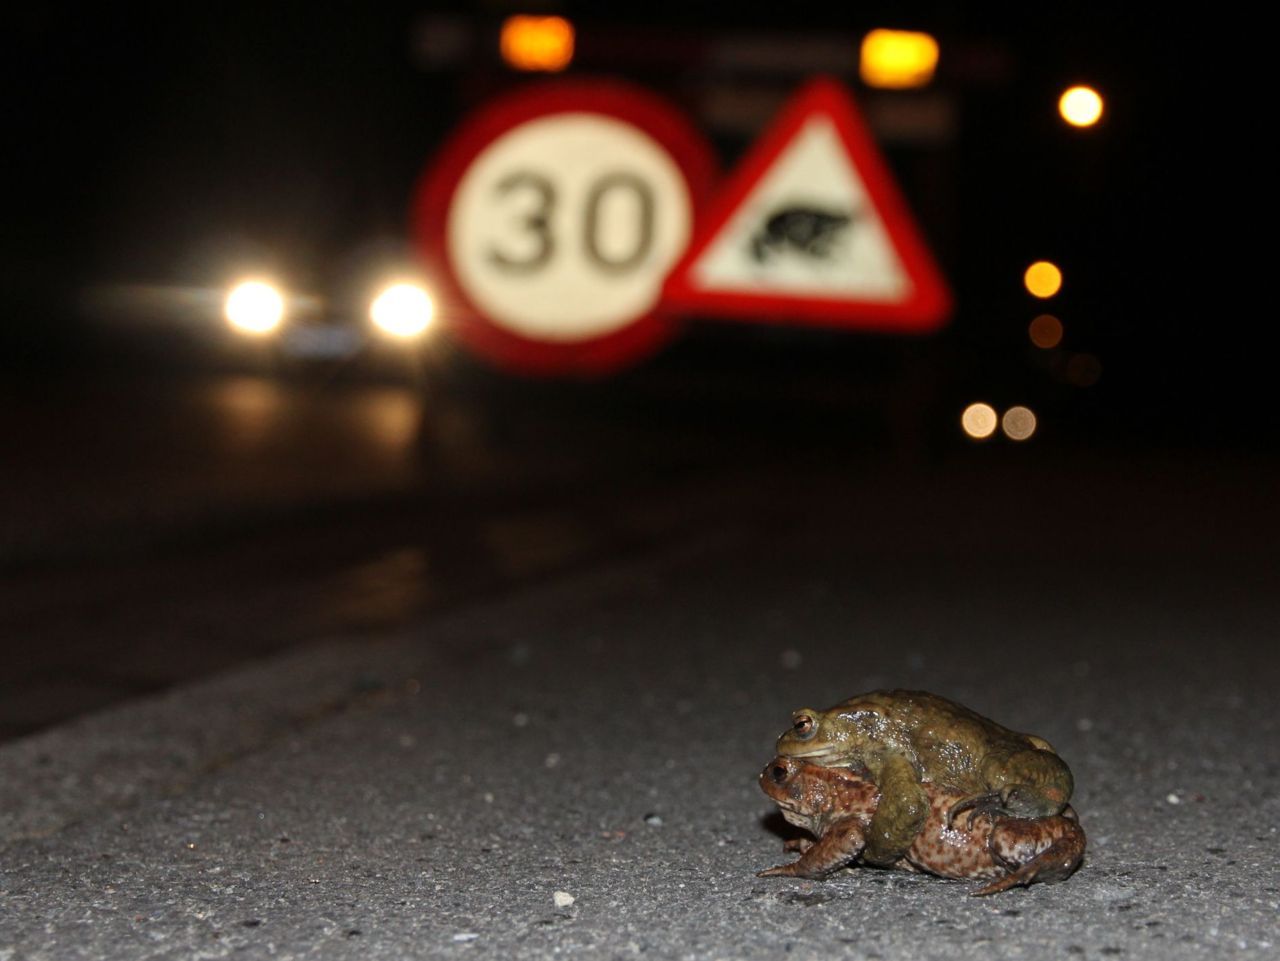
[775,690,1073,865]
[758,755,1085,896]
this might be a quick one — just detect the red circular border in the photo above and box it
[412,79,718,378]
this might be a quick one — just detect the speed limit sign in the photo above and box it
[414,81,717,375]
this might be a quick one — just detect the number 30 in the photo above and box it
[488,169,655,276]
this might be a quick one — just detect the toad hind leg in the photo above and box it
[948,750,1074,828]
[970,815,1086,897]
[757,817,866,879]
[962,748,1073,824]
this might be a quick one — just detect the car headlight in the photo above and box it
[370,282,434,339]
[224,280,285,334]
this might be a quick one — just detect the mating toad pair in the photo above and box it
[757,690,1085,896]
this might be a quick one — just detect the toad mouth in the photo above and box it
[782,746,837,759]
[768,796,803,816]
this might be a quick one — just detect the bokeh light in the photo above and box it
[224,280,284,335]
[370,283,434,339]
[1059,85,1104,127]
[1001,406,1037,441]
[1024,261,1063,299]
[1028,314,1063,349]
[859,29,940,89]
[961,402,998,440]
[500,15,575,72]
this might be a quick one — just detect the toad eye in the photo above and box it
[769,764,789,785]
[792,713,816,740]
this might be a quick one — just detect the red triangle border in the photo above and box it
[663,76,952,333]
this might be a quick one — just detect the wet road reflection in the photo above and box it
[2,375,427,558]
[207,376,421,464]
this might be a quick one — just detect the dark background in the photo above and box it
[2,4,1271,739]
[7,6,1250,439]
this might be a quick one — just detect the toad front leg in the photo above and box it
[757,817,867,879]
[861,754,929,865]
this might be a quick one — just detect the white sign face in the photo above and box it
[446,113,694,343]
[690,117,911,301]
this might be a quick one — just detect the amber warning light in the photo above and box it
[501,16,575,72]
[859,29,939,89]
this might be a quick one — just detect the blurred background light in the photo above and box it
[370,283,434,339]
[961,402,998,440]
[224,280,284,335]
[1059,85,1104,127]
[1001,405,1037,440]
[1066,352,1102,387]
[859,29,940,89]
[1024,261,1063,299]
[500,15,575,72]
[1029,313,1063,349]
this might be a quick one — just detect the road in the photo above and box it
[1,372,1277,959]
[0,369,780,740]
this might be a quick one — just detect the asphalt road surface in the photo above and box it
[2,383,1277,959]
[0,370,764,738]
[2,371,1280,961]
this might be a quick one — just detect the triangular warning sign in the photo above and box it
[665,77,951,332]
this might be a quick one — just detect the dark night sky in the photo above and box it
[11,7,437,285]
[6,6,1264,442]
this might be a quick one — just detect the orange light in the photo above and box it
[500,15,575,72]
[1028,314,1063,349]
[1059,85,1104,127]
[961,403,998,440]
[1024,261,1062,299]
[859,29,939,89]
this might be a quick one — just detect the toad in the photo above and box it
[775,690,1073,865]
[758,756,1084,896]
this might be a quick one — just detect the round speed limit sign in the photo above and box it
[414,81,717,375]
